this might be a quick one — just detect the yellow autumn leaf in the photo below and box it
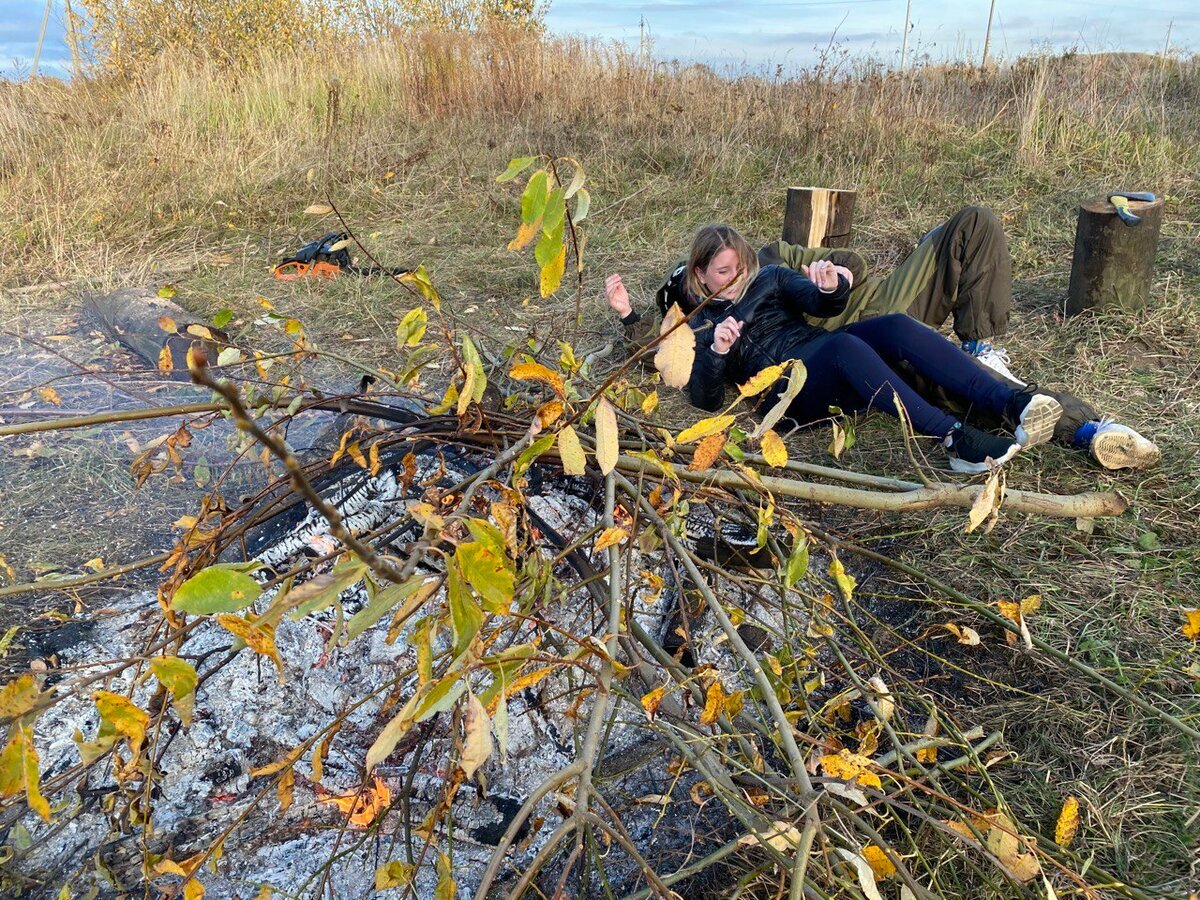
[739,363,785,397]
[37,387,61,406]
[760,429,788,468]
[737,820,802,853]
[688,430,726,471]
[158,343,174,374]
[699,680,726,726]
[507,220,539,251]
[594,528,628,553]
[535,400,564,430]
[676,414,736,445]
[641,391,659,415]
[376,861,416,890]
[509,361,566,397]
[1182,608,1200,640]
[217,615,283,679]
[829,555,857,599]
[1055,795,1080,847]
[654,302,696,389]
[557,424,587,476]
[640,685,665,721]
[594,397,618,475]
[157,315,178,332]
[820,750,883,790]
[861,844,897,880]
[540,244,566,297]
[304,203,333,215]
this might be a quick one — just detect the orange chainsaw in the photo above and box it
[272,232,354,280]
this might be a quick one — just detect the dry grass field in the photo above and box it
[0,25,1197,899]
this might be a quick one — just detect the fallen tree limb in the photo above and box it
[614,453,1128,519]
[0,551,171,600]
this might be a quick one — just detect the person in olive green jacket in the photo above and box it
[606,206,1159,470]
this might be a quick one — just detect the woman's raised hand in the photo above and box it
[801,260,840,292]
[713,317,743,354]
[605,273,632,318]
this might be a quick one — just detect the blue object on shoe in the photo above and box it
[961,339,993,356]
[1073,420,1101,448]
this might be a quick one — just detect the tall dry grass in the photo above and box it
[1,29,1196,287]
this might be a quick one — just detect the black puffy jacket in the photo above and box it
[657,263,851,411]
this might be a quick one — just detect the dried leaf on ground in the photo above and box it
[1054,795,1080,847]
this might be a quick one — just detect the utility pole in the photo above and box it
[981,0,997,71]
[65,0,82,78]
[901,0,911,69]
[31,0,53,77]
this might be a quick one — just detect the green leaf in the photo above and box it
[534,220,564,269]
[396,307,428,348]
[434,852,455,900]
[571,187,591,225]
[0,674,43,719]
[171,564,263,615]
[513,433,555,481]
[448,563,482,657]
[520,170,549,225]
[0,723,49,820]
[399,265,442,311]
[212,309,234,329]
[150,657,198,727]
[784,537,809,589]
[345,575,434,641]
[541,187,565,234]
[285,558,368,620]
[415,669,467,722]
[456,543,514,613]
[465,519,508,557]
[496,156,537,183]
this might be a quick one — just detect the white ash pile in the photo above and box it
[3,438,826,899]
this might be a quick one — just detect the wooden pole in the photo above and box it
[1066,194,1164,315]
[981,0,997,71]
[781,187,857,248]
[31,0,53,77]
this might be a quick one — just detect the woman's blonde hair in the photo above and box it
[686,224,759,303]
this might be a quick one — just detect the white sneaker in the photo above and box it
[1088,420,1160,470]
[962,339,1026,386]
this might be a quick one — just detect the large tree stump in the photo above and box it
[781,186,857,248]
[1066,194,1163,315]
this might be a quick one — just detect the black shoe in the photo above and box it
[1002,387,1063,448]
[944,423,1020,474]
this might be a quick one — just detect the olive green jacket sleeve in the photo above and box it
[619,309,660,357]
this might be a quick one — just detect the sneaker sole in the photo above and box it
[1091,431,1161,470]
[948,441,1021,474]
[1014,395,1062,448]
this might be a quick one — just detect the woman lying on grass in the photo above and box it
[605,222,1065,474]
[608,210,1160,472]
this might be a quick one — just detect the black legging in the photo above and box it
[780,314,1016,437]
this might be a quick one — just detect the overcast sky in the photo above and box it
[4,0,1196,78]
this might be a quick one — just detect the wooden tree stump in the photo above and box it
[1066,194,1164,315]
[781,186,857,248]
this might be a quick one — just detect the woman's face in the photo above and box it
[695,247,744,300]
